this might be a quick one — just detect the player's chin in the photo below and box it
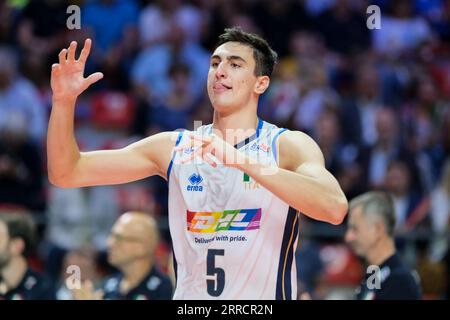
[210,98,237,112]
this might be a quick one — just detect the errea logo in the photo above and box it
[187,173,203,192]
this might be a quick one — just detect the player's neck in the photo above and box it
[366,238,396,266]
[0,256,27,291]
[212,107,259,145]
[120,258,153,292]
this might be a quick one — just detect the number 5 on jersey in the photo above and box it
[207,249,225,297]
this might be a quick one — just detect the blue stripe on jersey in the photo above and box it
[271,128,287,165]
[172,251,178,288]
[167,131,184,180]
[256,117,263,138]
[234,118,264,149]
[276,207,299,300]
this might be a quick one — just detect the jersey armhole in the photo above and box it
[271,128,288,165]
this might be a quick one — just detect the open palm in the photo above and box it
[51,39,103,101]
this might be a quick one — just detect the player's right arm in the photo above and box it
[47,39,176,188]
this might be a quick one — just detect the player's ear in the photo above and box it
[254,75,270,94]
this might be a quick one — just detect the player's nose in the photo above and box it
[215,62,227,79]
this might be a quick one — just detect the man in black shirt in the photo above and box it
[73,212,173,300]
[345,191,422,300]
[0,212,55,299]
[102,265,172,300]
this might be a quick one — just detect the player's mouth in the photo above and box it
[213,82,232,93]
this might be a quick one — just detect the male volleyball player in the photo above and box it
[48,27,348,299]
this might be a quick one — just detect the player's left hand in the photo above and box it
[174,133,247,168]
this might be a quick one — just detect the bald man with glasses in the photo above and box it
[73,212,173,300]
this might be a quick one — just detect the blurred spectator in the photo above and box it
[425,159,450,282]
[0,46,46,144]
[340,64,384,147]
[72,212,173,300]
[383,160,426,232]
[131,23,209,104]
[250,0,311,57]
[313,109,364,200]
[150,63,197,132]
[82,0,138,55]
[402,75,448,185]
[291,62,340,133]
[15,0,68,78]
[200,0,249,50]
[0,0,20,44]
[303,0,335,17]
[316,0,370,55]
[429,159,450,236]
[0,212,55,299]
[82,0,140,90]
[139,0,204,48]
[56,246,100,300]
[356,108,422,191]
[43,185,121,280]
[0,121,45,212]
[313,110,344,176]
[264,57,301,126]
[372,0,433,57]
[419,0,450,42]
[345,191,422,300]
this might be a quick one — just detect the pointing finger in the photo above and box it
[67,41,77,62]
[78,38,92,63]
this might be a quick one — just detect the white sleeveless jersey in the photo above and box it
[167,119,299,300]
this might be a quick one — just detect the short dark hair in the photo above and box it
[349,191,396,237]
[0,213,37,258]
[216,27,278,77]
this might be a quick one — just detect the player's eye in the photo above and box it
[231,63,241,68]
[211,62,219,67]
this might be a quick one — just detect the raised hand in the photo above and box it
[51,39,103,102]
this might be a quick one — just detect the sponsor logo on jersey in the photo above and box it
[250,142,270,153]
[184,146,195,155]
[187,208,261,233]
[187,173,203,192]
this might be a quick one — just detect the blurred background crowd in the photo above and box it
[0,0,449,299]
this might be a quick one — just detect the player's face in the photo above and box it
[0,221,11,269]
[207,42,262,113]
[345,206,377,259]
